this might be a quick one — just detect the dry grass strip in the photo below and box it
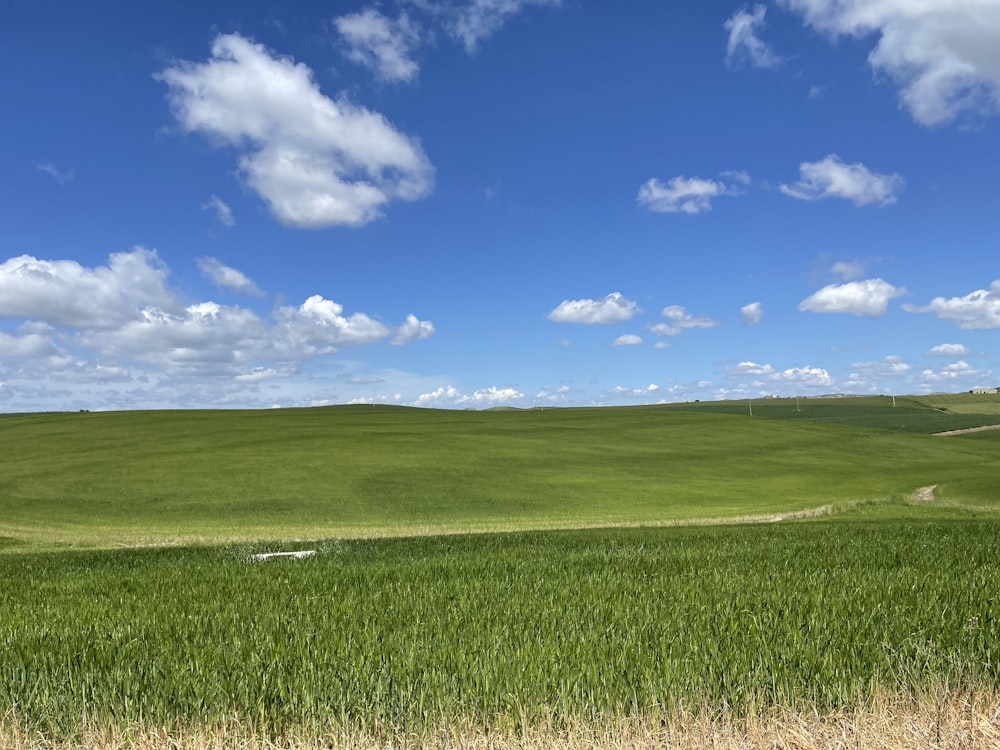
[4,692,999,750]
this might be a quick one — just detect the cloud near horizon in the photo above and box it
[0,248,434,382]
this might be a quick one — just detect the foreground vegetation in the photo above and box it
[3,519,998,742]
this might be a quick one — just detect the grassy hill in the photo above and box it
[2,402,998,548]
[659,393,1000,432]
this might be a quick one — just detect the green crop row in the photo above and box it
[2,520,997,739]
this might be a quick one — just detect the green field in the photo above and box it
[2,399,999,548]
[2,398,999,744]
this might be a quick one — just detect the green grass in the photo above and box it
[914,393,1000,416]
[2,521,997,738]
[3,399,999,742]
[2,404,1000,548]
[660,394,1000,432]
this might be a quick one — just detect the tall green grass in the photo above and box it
[2,521,996,739]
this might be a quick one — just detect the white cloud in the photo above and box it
[741,301,764,326]
[724,4,782,69]
[0,248,176,329]
[201,195,235,226]
[799,278,906,317]
[196,257,264,298]
[781,155,904,206]
[773,366,834,387]
[919,360,990,386]
[393,314,435,345]
[449,0,561,53]
[928,343,969,357]
[730,361,775,376]
[36,162,74,185]
[0,249,433,393]
[157,34,433,229]
[412,384,525,408]
[650,305,719,336]
[335,9,421,83]
[904,280,1000,329]
[850,355,911,378]
[548,292,638,325]
[637,173,745,214]
[612,334,642,346]
[779,0,1000,126]
[729,360,835,390]
[274,295,392,352]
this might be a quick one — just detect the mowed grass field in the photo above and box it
[2,397,999,747]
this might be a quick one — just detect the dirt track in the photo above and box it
[933,423,1000,436]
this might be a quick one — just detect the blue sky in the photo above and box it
[2,0,999,411]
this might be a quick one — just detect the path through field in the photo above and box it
[933,423,1000,436]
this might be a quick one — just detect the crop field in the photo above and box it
[3,522,999,742]
[2,399,1000,548]
[2,398,999,748]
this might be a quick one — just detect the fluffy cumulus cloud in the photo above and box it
[157,34,433,229]
[393,314,436,345]
[196,257,264,298]
[928,343,969,357]
[612,334,642,346]
[650,305,718,337]
[335,9,421,83]
[413,384,525,408]
[904,280,1000,329]
[548,292,638,325]
[637,172,747,214]
[0,249,434,402]
[781,155,904,206]
[724,4,782,69]
[779,0,1000,126]
[741,301,764,326]
[799,278,906,317]
[0,248,176,329]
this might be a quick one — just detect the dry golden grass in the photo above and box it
[4,691,999,750]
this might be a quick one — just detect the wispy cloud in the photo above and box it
[196,257,264,297]
[201,195,235,226]
[724,4,782,69]
[36,162,74,185]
